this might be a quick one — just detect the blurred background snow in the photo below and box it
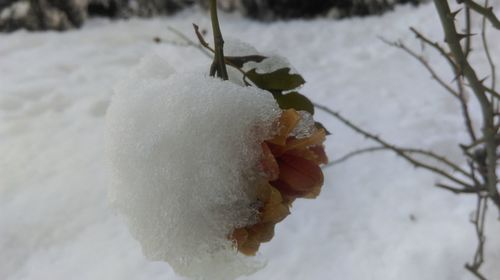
[1,1,500,280]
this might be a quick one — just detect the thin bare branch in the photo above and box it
[380,37,459,98]
[465,195,489,279]
[409,27,457,71]
[459,0,500,29]
[168,26,250,82]
[464,7,472,58]
[468,160,483,188]
[192,24,214,52]
[465,264,488,280]
[483,85,500,99]
[435,183,478,194]
[408,27,477,141]
[327,144,473,180]
[314,103,474,189]
[167,26,212,58]
[402,148,472,178]
[480,0,497,93]
[327,146,387,166]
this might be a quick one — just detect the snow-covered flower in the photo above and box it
[232,108,328,255]
[106,48,328,279]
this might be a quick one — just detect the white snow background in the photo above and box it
[1,2,500,280]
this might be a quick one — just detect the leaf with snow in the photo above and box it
[245,67,305,91]
[273,91,314,115]
[225,55,267,68]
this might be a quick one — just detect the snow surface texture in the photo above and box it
[106,55,280,279]
[1,2,500,280]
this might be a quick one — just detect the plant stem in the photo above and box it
[433,0,500,208]
[459,0,500,29]
[209,0,228,80]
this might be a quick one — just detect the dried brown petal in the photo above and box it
[273,154,323,198]
[261,143,280,181]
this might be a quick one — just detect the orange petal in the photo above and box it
[274,154,324,198]
[271,179,315,199]
[231,228,248,248]
[267,129,327,158]
[261,142,280,181]
[309,145,328,165]
[261,202,290,223]
[238,235,260,256]
[247,222,276,243]
[285,145,328,165]
[267,186,283,205]
[255,182,272,203]
[283,129,326,152]
[265,141,287,158]
[267,109,300,146]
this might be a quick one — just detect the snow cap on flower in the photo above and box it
[107,36,328,279]
[106,54,281,280]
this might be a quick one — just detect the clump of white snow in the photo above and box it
[106,55,281,279]
[244,55,296,74]
[224,38,259,57]
[223,39,260,86]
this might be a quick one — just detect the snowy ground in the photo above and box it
[1,2,500,280]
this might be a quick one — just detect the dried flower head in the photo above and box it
[232,108,328,255]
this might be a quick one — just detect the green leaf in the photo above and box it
[314,122,331,135]
[245,68,305,91]
[273,91,314,115]
[224,55,266,68]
